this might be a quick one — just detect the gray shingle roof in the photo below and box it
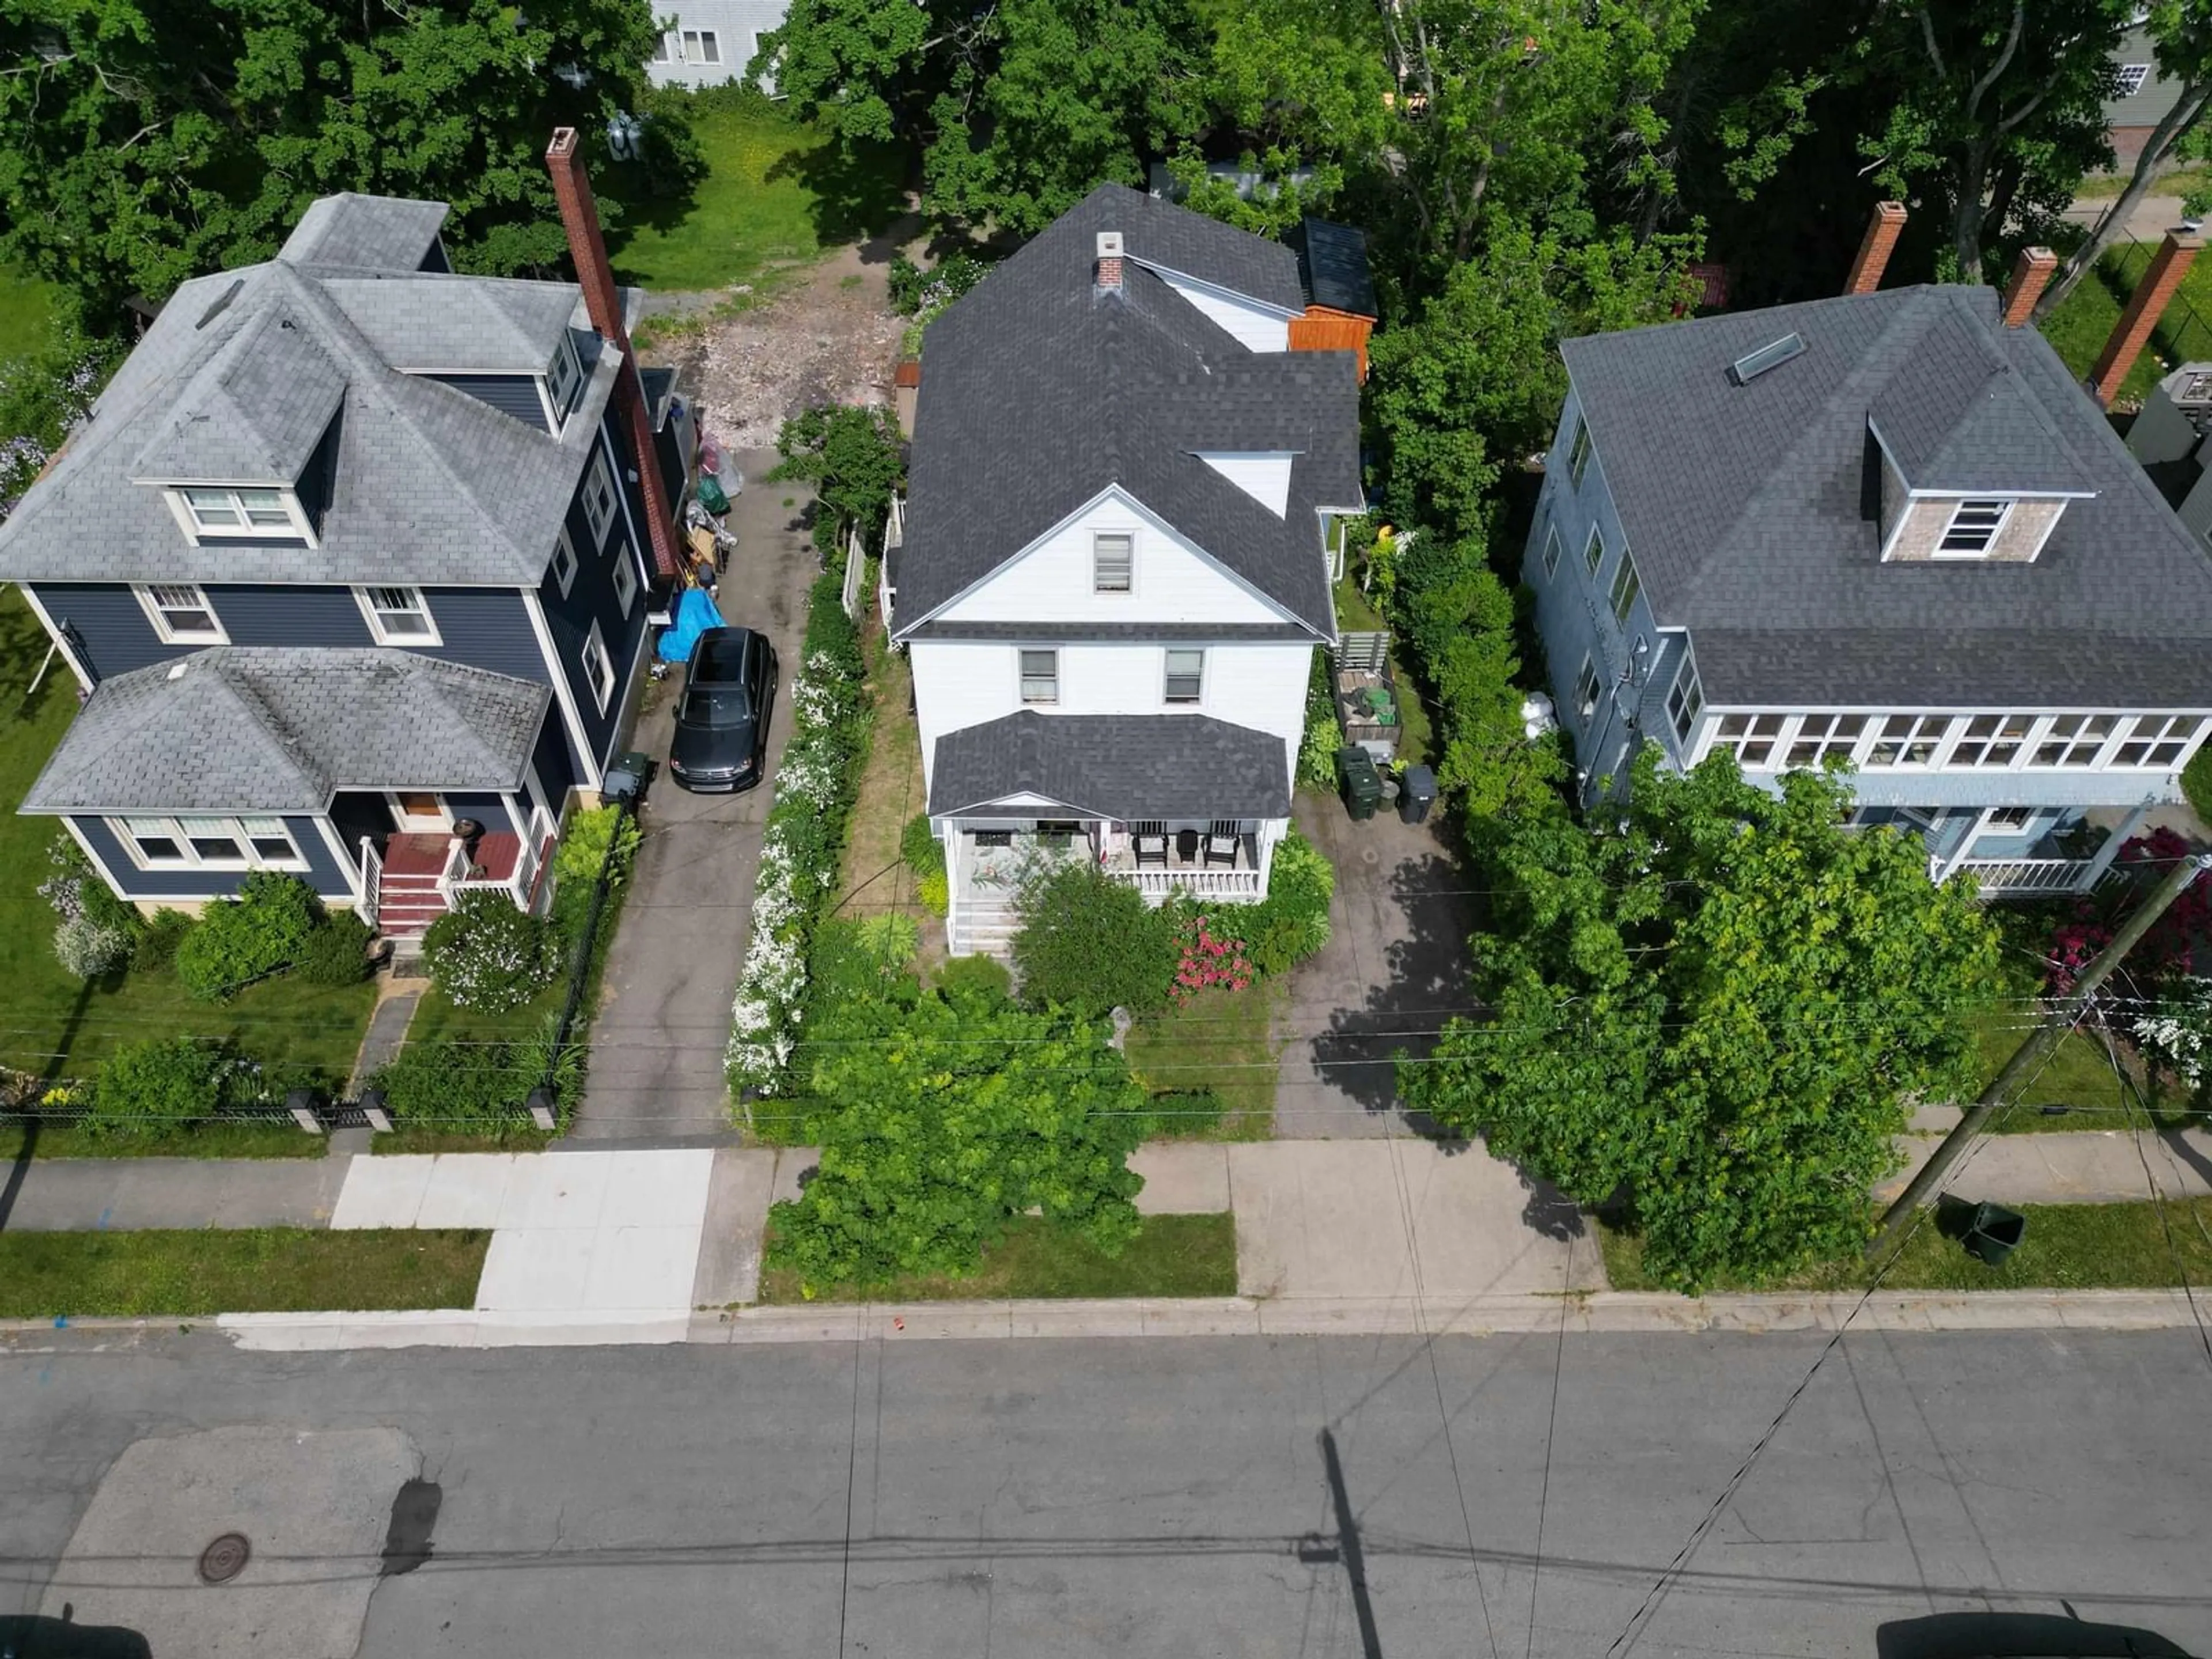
[927,711,1291,820]
[279,194,450,272]
[1560,283,2212,707]
[0,195,634,588]
[893,185,1360,639]
[20,648,550,814]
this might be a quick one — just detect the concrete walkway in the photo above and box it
[569,452,814,1141]
[0,1155,349,1232]
[1883,1123,2212,1205]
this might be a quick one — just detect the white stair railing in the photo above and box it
[359,836,382,930]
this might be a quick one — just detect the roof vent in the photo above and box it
[1726,332,1806,387]
[195,279,245,331]
[166,661,190,681]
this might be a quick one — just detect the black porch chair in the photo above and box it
[1202,820,1241,867]
[1132,820,1168,868]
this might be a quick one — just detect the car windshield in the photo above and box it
[683,685,751,728]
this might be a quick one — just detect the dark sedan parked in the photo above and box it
[669,626,776,792]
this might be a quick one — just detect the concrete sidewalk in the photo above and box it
[0,1154,350,1232]
[1884,1123,2212,1205]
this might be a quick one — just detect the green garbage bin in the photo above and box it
[1338,746,1381,821]
[1962,1202,2025,1267]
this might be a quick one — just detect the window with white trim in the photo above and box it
[1608,549,1641,623]
[581,622,615,712]
[1937,498,2012,555]
[682,28,719,62]
[1163,647,1205,705]
[1666,658,1702,743]
[1953,713,2032,767]
[1783,713,1866,769]
[137,583,225,644]
[2033,713,2119,767]
[1093,532,1133,593]
[582,454,618,546]
[174,485,302,539]
[1541,523,1562,579]
[546,334,582,424]
[115,815,303,870]
[1987,806,2035,830]
[1712,713,1787,768]
[552,528,579,596]
[1573,656,1601,726]
[651,31,672,62]
[612,540,639,616]
[1020,649,1058,705]
[1567,417,1592,487]
[1864,713,1953,766]
[2117,62,2152,95]
[1584,525,1605,574]
[357,585,439,644]
[2111,714,2203,768]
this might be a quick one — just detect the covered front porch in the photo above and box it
[950,817,1278,903]
[1872,802,2160,897]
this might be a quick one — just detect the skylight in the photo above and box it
[1726,332,1807,387]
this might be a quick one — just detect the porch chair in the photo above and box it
[1202,820,1241,868]
[1132,820,1168,868]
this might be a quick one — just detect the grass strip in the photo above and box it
[757,1212,1237,1304]
[1599,1198,2212,1294]
[0,1121,329,1161]
[0,1228,489,1319]
[1125,986,1281,1141]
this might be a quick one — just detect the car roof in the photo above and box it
[691,626,756,677]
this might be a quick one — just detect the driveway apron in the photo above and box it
[571,453,816,1139]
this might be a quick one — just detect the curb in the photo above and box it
[1,1289,2202,1352]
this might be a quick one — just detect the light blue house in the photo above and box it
[1524,271,2212,896]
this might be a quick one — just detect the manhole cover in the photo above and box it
[198,1532,251,1584]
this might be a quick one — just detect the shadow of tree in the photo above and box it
[763,139,913,251]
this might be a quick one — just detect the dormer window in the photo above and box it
[547,334,583,427]
[1937,499,2012,555]
[173,485,310,541]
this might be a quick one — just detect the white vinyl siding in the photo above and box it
[113,815,304,872]
[1155,272,1293,351]
[1194,452,1295,516]
[134,583,226,644]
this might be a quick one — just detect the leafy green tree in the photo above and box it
[1851,0,2131,281]
[770,404,906,554]
[762,0,1210,234]
[1402,749,2002,1291]
[768,981,1149,1286]
[1011,863,1175,1015]
[0,0,666,325]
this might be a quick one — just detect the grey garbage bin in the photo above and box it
[1399,764,1437,824]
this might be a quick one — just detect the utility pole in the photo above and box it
[1867,850,2212,1262]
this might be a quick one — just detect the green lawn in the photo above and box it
[0,264,60,366]
[2072,164,2212,202]
[0,1228,489,1318]
[1599,1199,2212,1293]
[0,589,378,1088]
[2037,240,2212,406]
[757,1213,1237,1304]
[0,1120,327,1161]
[1126,986,1280,1139]
[603,92,904,294]
[1969,1009,2133,1128]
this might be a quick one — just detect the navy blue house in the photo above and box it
[0,179,693,940]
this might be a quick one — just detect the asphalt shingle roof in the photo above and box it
[1560,283,2212,707]
[21,648,550,813]
[1286,218,1378,318]
[279,194,450,272]
[0,195,633,588]
[893,185,1361,639]
[927,711,1291,820]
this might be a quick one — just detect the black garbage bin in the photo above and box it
[1399,763,1437,824]
[1962,1202,2026,1267]
[1337,746,1380,821]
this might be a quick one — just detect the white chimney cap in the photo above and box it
[1096,230,1124,259]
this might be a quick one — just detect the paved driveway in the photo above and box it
[571,452,816,1140]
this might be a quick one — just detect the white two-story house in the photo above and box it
[887,185,1366,955]
[1525,231,2212,896]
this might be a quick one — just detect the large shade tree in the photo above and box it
[1402,749,2002,1291]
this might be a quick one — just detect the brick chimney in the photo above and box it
[2089,228,2204,407]
[1095,230,1124,292]
[1845,202,1907,296]
[1999,245,2056,327]
[546,127,681,582]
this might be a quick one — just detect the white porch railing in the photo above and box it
[1109,867,1265,902]
[1936,855,2096,896]
[440,835,540,910]
[359,836,382,930]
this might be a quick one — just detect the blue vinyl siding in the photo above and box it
[536,420,655,775]
[445,791,519,834]
[414,587,550,682]
[429,375,550,431]
[26,583,170,680]
[70,815,353,904]
[531,704,577,805]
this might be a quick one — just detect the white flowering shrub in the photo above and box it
[2134,978,2212,1089]
[725,604,870,1099]
[55,914,134,979]
[424,890,558,1014]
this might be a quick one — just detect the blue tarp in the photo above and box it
[656,586,725,665]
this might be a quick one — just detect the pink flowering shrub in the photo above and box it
[1171,913,1256,1001]
[2042,828,2211,993]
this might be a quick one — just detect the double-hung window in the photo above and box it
[1937,499,2012,555]
[1093,532,1134,593]
[1573,656,1602,725]
[1608,549,1641,623]
[2034,714,2120,767]
[1584,526,1605,575]
[582,454,618,547]
[612,540,639,616]
[546,336,582,427]
[551,528,579,597]
[2111,714,2204,768]
[137,583,225,644]
[358,585,439,645]
[1163,647,1205,705]
[115,815,302,871]
[1020,649,1059,705]
[581,622,615,712]
[683,28,719,62]
[1784,713,1866,769]
[177,486,299,539]
[1987,806,2035,830]
[1567,418,1592,488]
[1666,658,1702,744]
[651,31,672,62]
[1541,524,1563,579]
[1713,714,1788,768]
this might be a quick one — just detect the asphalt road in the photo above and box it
[3,1330,2208,1659]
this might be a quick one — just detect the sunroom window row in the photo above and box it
[1699,711,2207,771]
